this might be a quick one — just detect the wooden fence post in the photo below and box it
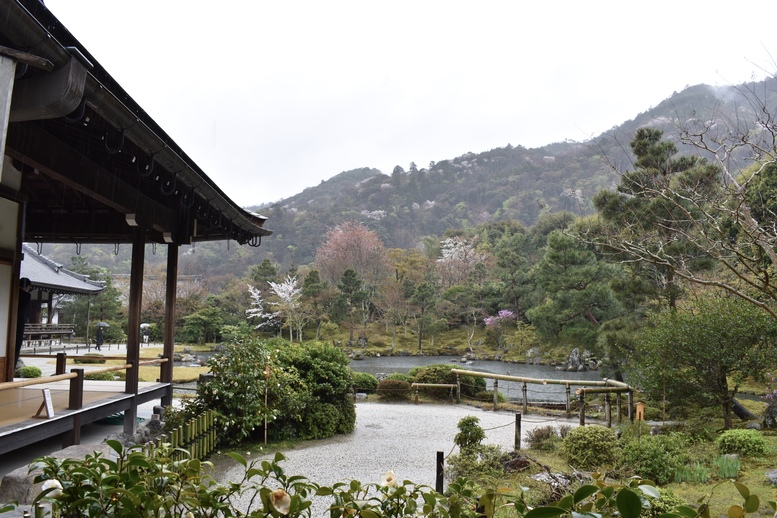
[579,393,586,426]
[605,392,611,427]
[522,382,528,414]
[436,451,444,493]
[493,379,498,411]
[565,384,571,419]
[514,413,521,450]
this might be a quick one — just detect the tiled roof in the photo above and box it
[21,245,106,295]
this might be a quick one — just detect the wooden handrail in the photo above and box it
[138,358,169,365]
[450,368,631,389]
[0,372,77,391]
[82,364,132,376]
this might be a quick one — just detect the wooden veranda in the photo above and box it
[0,0,272,456]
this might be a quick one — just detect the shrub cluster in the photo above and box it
[408,363,485,399]
[717,429,766,456]
[561,425,618,470]
[377,379,411,401]
[352,371,378,393]
[525,425,561,452]
[180,338,355,445]
[74,354,106,364]
[84,371,116,381]
[14,365,42,378]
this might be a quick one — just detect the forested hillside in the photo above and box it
[39,76,776,278]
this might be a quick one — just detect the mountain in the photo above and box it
[248,77,777,268]
[39,77,777,276]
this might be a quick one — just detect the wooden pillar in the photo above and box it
[514,413,521,450]
[579,393,586,426]
[161,244,178,406]
[565,385,571,418]
[616,392,622,424]
[522,382,528,414]
[493,379,498,411]
[124,228,145,434]
[605,393,612,427]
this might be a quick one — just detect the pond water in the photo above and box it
[350,355,605,403]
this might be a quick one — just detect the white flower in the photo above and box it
[185,513,195,518]
[41,479,63,498]
[379,470,399,488]
[270,488,291,514]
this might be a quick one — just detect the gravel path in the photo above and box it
[216,401,581,515]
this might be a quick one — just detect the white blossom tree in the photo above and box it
[267,276,309,342]
[436,236,488,288]
[245,284,278,330]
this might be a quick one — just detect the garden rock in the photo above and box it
[763,400,777,428]
[765,469,777,486]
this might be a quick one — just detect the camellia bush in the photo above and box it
[178,337,354,445]
[21,441,772,518]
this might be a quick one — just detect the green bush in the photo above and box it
[377,379,411,401]
[717,429,766,456]
[562,425,618,470]
[642,487,689,518]
[409,363,485,398]
[352,371,378,393]
[15,365,42,378]
[474,390,506,403]
[446,444,507,482]
[181,338,354,445]
[32,444,316,517]
[386,372,413,383]
[525,425,561,452]
[84,371,116,381]
[74,354,106,364]
[454,416,486,451]
[619,435,682,485]
[300,402,341,439]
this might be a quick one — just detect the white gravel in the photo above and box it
[215,401,582,515]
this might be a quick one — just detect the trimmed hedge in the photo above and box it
[377,379,411,402]
[74,354,106,364]
[351,371,378,394]
[15,365,42,378]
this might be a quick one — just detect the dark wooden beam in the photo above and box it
[161,244,178,406]
[124,228,144,435]
[6,122,181,235]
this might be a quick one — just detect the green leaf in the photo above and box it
[734,482,750,499]
[615,489,642,518]
[360,509,380,518]
[557,495,574,510]
[672,506,699,518]
[226,452,247,467]
[727,505,745,518]
[106,439,124,455]
[524,506,569,518]
[744,495,760,514]
[638,485,660,499]
[574,485,600,504]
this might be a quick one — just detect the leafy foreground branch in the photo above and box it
[5,440,774,518]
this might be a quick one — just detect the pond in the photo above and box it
[350,355,605,403]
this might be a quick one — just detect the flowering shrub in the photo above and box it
[484,310,516,348]
[178,338,354,445]
[31,443,316,518]
[20,444,773,518]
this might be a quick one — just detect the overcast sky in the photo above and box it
[45,1,776,207]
